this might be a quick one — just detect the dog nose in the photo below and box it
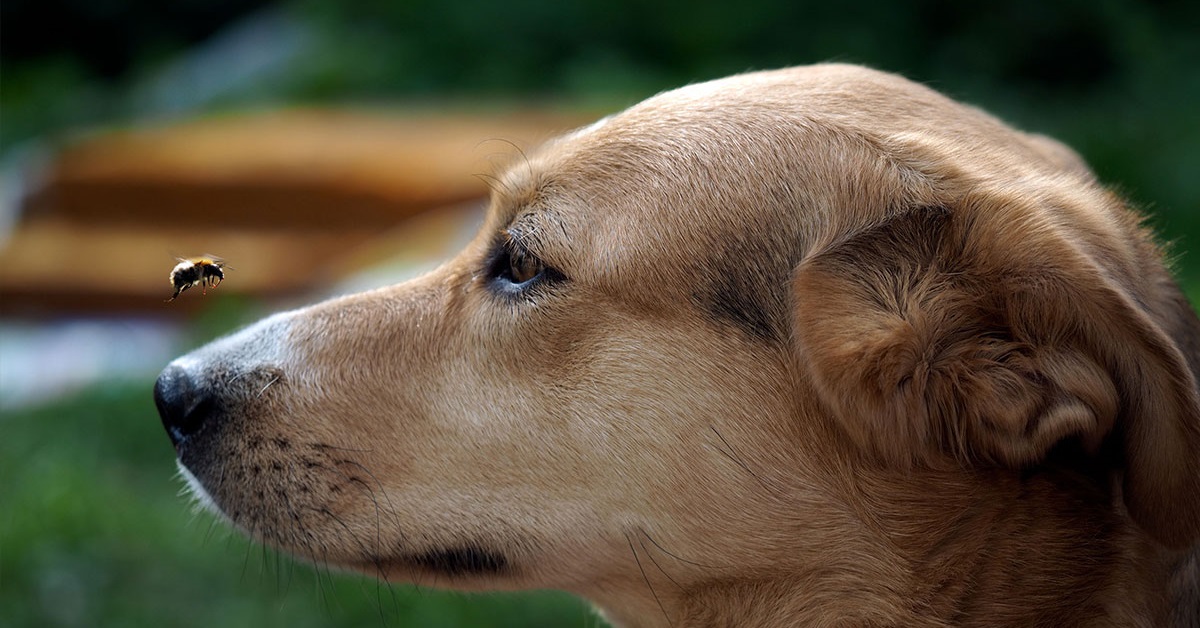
[154,364,212,448]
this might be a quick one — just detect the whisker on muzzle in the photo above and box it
[258,376,280,398]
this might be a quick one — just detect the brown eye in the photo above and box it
[506,247,543,285]
[484,232,565,295]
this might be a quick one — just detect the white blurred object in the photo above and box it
[0,141,52,250]
[0,319,181,410]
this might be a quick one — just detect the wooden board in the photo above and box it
[0,108,591,314]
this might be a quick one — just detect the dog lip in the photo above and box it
[366,545,512,579]
[176,459,231,523]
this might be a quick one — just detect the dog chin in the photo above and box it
[176,460,232,524]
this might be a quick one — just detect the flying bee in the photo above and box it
[167,257,226,302]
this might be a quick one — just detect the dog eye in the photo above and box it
[504,247,543,285]
[485,235,565,293]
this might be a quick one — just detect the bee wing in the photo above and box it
[200,253,231,270]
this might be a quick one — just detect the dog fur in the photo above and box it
[156,64,1200,626]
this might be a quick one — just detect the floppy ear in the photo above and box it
[793,201,1200,547]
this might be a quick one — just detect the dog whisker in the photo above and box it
[282,498,337,618]
[340,475,387,559]
[257,376,280,397]
[476,137,533,184]
[279,477,368,621]
[319,506,384,573]
[708,426,782,496]
[201,511,223,546]
[272,494,300,602]
[239,515,257,585]
[271,541,282,594]
[473,172,508,196]
[637,527,722,570]
[627,533,675,628]
[638,535,684,592]
[332,458,402,531]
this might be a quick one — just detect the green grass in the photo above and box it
[0,382,602,628]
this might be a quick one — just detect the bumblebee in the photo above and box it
[167,257,226,302]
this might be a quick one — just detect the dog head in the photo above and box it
[155,64,1200,624]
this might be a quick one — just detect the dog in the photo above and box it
[154,64,1200,627]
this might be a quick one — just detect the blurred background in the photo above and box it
[2,1,1197,626]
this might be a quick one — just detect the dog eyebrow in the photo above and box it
[506,210,572,265]
[695,274,783,342]
[693,230,798,343]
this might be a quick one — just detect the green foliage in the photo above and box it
[0,384,600,627]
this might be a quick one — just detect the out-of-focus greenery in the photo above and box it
[0,381,600,628]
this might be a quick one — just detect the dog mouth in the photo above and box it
[158,360,524,584]
[355,545,513,581]
[176,451,519,582]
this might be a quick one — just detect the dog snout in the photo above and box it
[154,364,214,449]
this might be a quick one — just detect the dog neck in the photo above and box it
[591,461,1178,627]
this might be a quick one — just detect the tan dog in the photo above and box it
[154,64,1200,627]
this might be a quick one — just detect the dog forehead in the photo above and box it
[525,106,826,262]
[487,85,839,262]
[502,64,934,217]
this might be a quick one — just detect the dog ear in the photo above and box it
[793,199,1200,547]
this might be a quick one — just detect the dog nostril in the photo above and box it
[154,365,213,448]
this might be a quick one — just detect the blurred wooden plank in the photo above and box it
[21,109,589,228]
[1,108,593,315]
[325,202,485,293]
[0,218,376,315]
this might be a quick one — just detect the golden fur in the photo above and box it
[156,64,1200,626]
